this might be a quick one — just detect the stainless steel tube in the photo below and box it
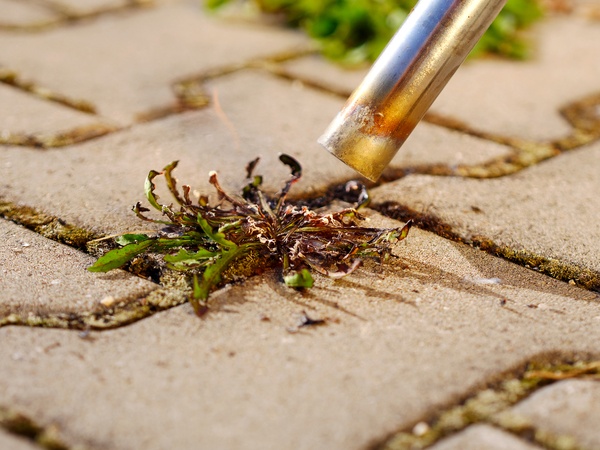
[319,0,507,181]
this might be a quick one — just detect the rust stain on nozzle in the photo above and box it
[319,0,507,181]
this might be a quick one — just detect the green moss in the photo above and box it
[385,92,600,182]
[0,406,70,450]
[221,248,270,281]
[0,287,191,330]
[475,237,600,290]
[0,201,99,250]
[378,359,600,450]
[374,201,600,292]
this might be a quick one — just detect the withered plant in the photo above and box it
[89,155,411,315]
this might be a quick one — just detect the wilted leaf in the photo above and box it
[163,160,188,206]
[245,157,260,178]
[279,153,302,178]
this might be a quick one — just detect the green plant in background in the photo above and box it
[472,0,544,59]
[88,155,411,316]
[206,0,543,64]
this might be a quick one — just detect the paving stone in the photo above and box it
[0,72,350,236]
[509,379,600,449]
[1,5,599,449]
[205,70,510,171]
[281,16,600,142]
[280,54,367,97]
[0,0,58,27]
[0,218,157,318]
[0,83,106,136]
[0,214,599,450]
[0,2,309,125]
[428,424,543,450]
[432,15,600,141]
[46,0,133,15]
[0,429,39,450]
[0,70,511,236]
[389,122,511,169]
[278,57,514,169]
[372,141,600,282]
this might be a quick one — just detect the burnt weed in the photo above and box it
[89,155,411,315]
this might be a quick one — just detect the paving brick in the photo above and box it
[0,429,39,450]
[47,0,133,15]
[0,214,599,450]
[0,83,106,136]
[389,122,511,169]
[0,71,511,236]
[205,70,510,172]
[277,57,514,169]
[280,16,600,142]
[1,5,599,449]
[372,141,600,282]
[0,219,157,318]
[0,72,350,236]
[509,379,600,450]
[428,424,543,450]
[0,3,309,125]
[279,54,367,97]
[0,0,58,26]
[432,16,600,141]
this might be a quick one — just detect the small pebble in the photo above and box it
[412,422,429,436]
[100,296,116,307]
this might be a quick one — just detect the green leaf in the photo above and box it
[145,170,163,212]
[154,237,199,249]
[192,273,203,302]
[190,246,247,315]
[164,248,217,270]
[115,234,150,246]
[284,269,314,288]
[164,248,216,263]
[87,239,156,272]
[197,216,237,249]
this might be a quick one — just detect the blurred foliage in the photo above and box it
[205,0,544,64]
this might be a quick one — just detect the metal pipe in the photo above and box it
[319,0,507,181]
